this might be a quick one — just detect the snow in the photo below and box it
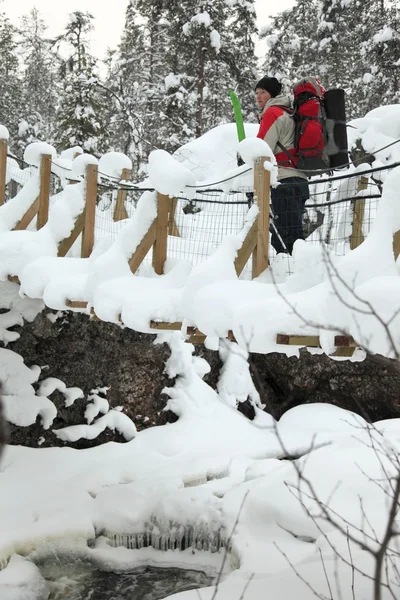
[1,105,400,599]
[23,142,57,167]
[54,409,137,442]
[148,150,196,198]
[2,358,400,600]
[0,555,49,600]
[71,153,98,180]
[0,348,57,429]
[0,125,10,141]
[98,152,132,179]
[210,29,221,52]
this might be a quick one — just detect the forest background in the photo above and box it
[0,0,398,177]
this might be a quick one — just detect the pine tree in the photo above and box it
[18,8,58,149]
[163,0,258,145]
[0,12,23,152]
[56,11,109,155]
[261,0,320,91]
[227,0,258,123]
[316,0,354,90]
[354,0,400,114]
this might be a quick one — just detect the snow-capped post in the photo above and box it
[0,137,7,206]
[113,167,131,222]
[36,154,52,229]
[152,192,169,275]
[81,163,98,258]
[252,157,270,277]
[350,175,369,250]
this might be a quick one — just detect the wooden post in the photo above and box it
[168,197,180,237]
[113,167,131,222]
[36,154,52,229]
[393,231,400,261]
[234,219,258,276]
[81,163,98,258]
[0,138,7,206]
[350,175,368,250]
[152,193,169,275]
[252,156,270,278]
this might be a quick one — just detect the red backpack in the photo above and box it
[279,77,348,176]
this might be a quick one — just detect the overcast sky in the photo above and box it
[1,0,296,61]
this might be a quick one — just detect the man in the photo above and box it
[255,76,309,255]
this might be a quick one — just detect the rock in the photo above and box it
[6,310,400,448]
[7,311,222,448]
[250,349,400,422]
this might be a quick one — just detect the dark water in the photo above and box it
[35,554,213,600]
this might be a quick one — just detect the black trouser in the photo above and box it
[270,177,309,255]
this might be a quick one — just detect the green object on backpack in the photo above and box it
[229,90,246,142]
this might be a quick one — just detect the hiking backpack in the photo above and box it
[279,77,349,176]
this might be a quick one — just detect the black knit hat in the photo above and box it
[254,77,282,98]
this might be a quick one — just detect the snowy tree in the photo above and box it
[105,2,146,171]
[261,0,321,92]
[226,0,259,123]
[316,0,354,90]
[353,0,400,114]
[55,11,110,155]
[0,12,23,152]
[17,9,59,150]
[162,0,258,147]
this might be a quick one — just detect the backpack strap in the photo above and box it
[276,142,296,167]
[276,106,297,167]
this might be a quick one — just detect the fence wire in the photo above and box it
[94,182,141,243]
[5,154,37,199]
[166,189,251,266]
[1,148,398,277]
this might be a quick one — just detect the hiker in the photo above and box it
[255,76,309,255]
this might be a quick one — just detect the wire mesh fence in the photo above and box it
[94,182,142,243]
[89,163,397,275]
[5,154,37,200]
[1,143,398,277]
[166,190,251,266]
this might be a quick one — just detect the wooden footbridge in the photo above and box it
[0,138,398,358]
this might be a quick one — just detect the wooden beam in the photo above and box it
[168,197,180,237]
[186,333,207,344]
[150,321,182,331]
[57,211,85,257]
[113,168,131,222]
[186,327,237,343]
[66,299,88,309]
[37,154,52,229]
[128,219,157,274]
[350,176,368,250]
[252,156,270,278]
[330,347,356,358]
[276,334,320,347]
[276,333,357,352]
[13,197,40,231]
[393,231,400,261]
[7,275,20,284]
[152,193,169,275]
[149,322,237,343]
[0,138,7,206]
[81,163,98,258]
[333,335,357,348]
[234,220,258,276]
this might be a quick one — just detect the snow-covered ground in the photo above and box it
[1,106,400,599]
[1,357,400,599]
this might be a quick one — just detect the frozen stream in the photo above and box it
[33,552,213,600]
